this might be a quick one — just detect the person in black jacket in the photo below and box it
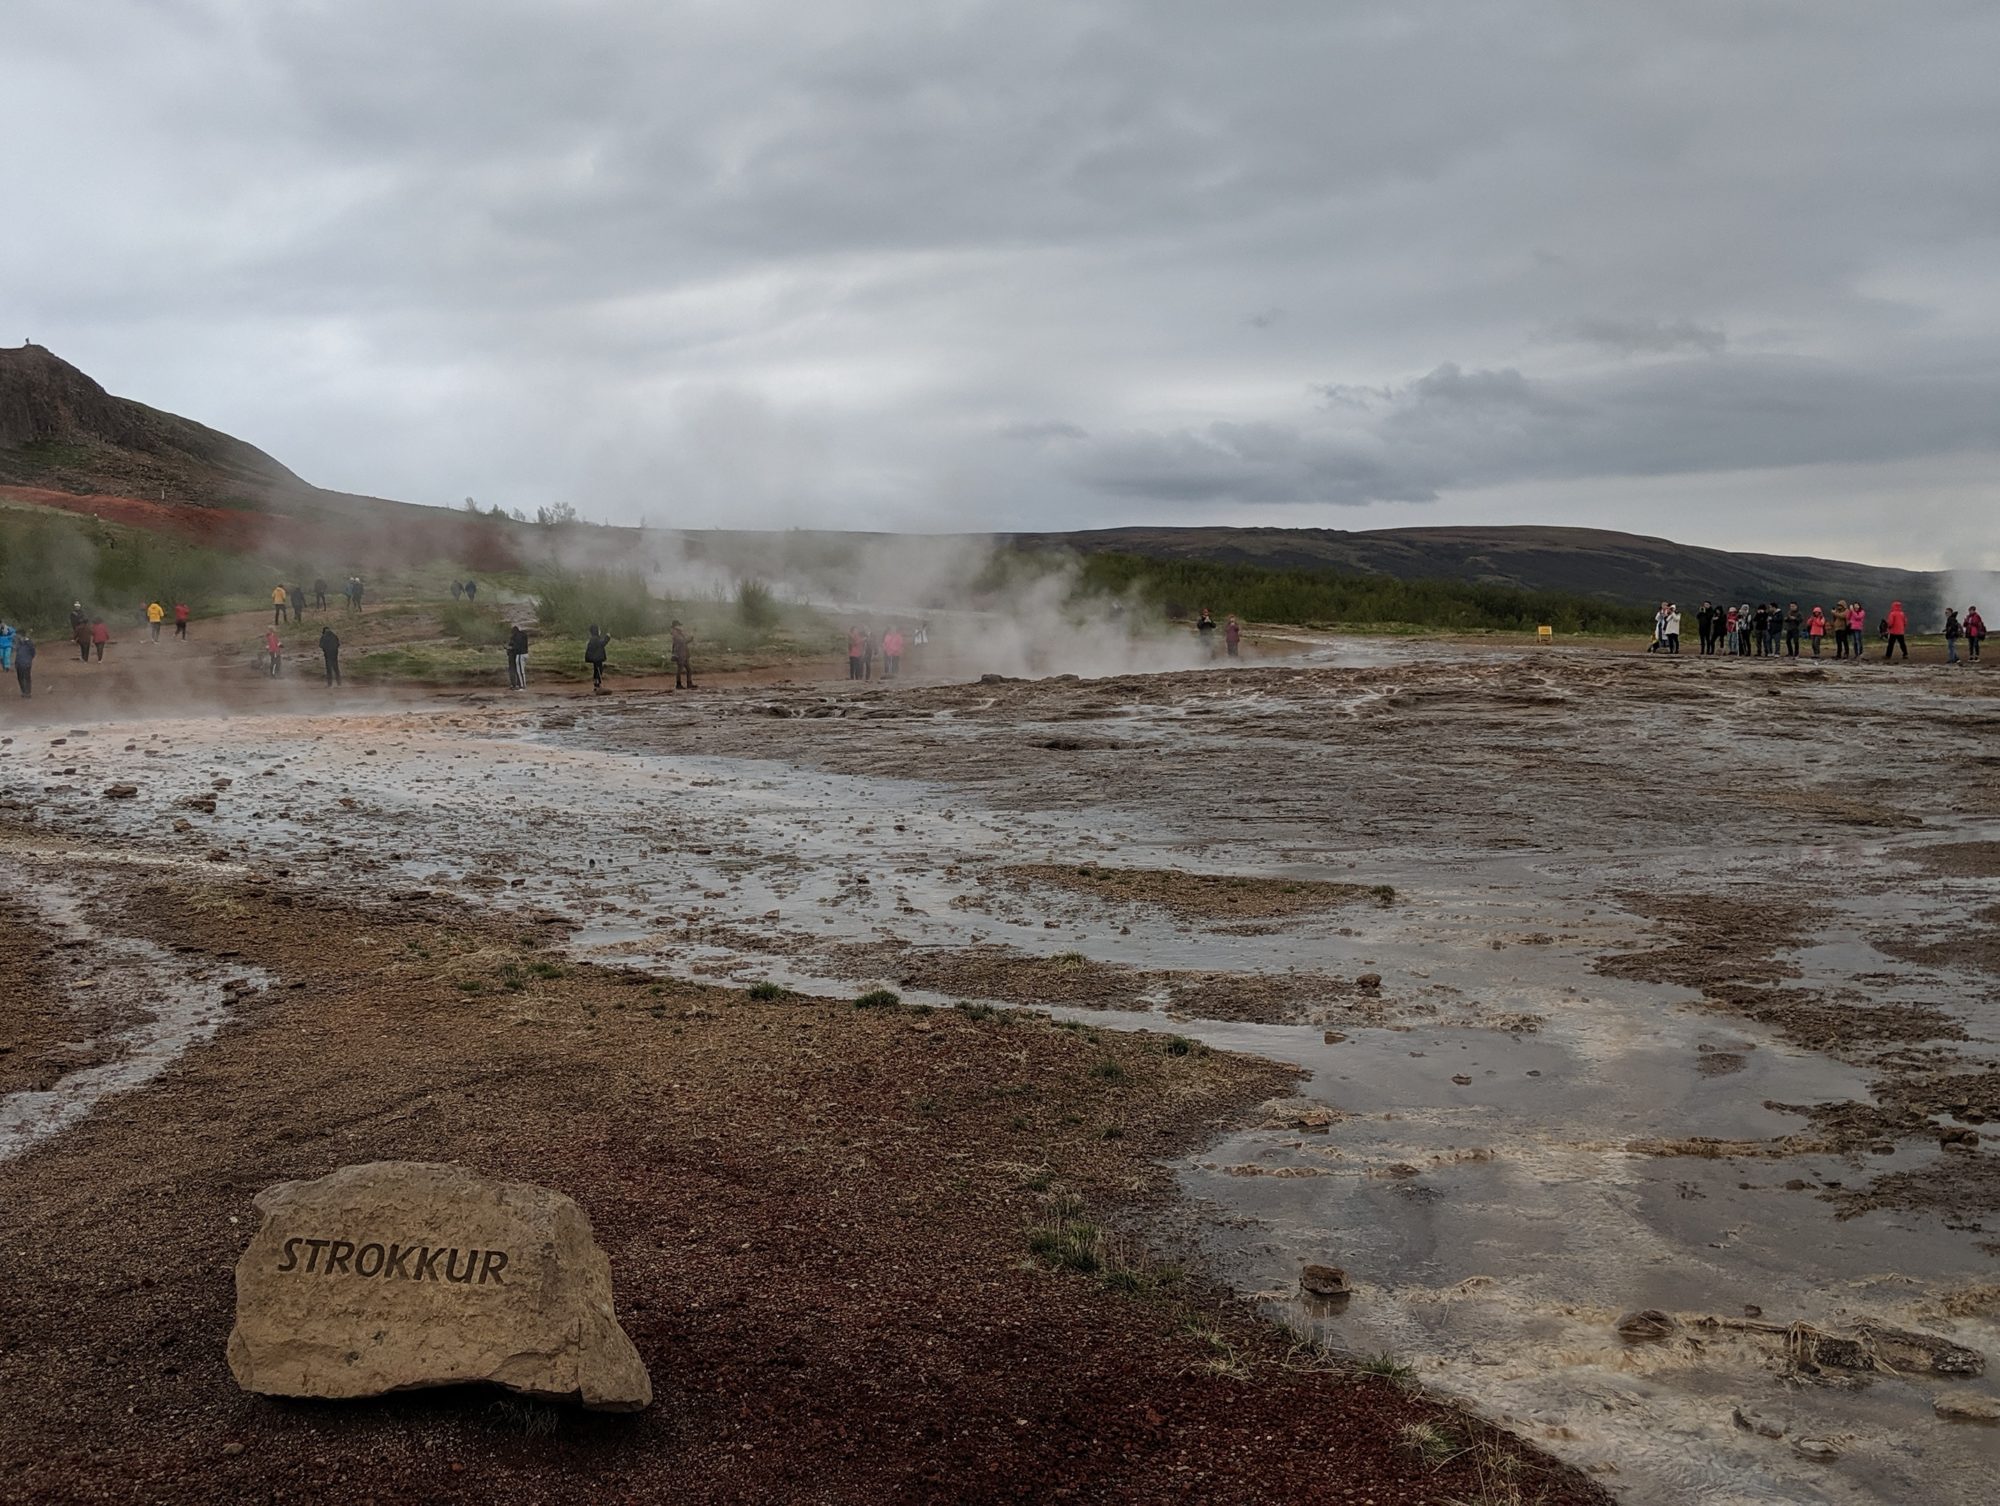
[320,625,341,686]
[1696,602,1714,655]
[14,632,34,697]
[507,624,529,690]
[584,625,610,691]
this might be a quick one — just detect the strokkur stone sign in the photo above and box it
[227,1161,651,1411]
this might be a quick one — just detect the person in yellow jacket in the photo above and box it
[271,585,288,625]
[145,601,164,642]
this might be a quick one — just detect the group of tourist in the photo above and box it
[2,598,198,696]
[270,577,364,624]
[1649,600,1986,662]
[846,623,926,681]
[1194,609,1244,658]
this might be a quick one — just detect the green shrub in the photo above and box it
[735,577,780,630]
[440,600,511,645]
[532,568,668,638]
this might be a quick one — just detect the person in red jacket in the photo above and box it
[1883,601,1909,661]
[173,602,190,640]
[1967,606,1987,661]
[1807,606,1826,657]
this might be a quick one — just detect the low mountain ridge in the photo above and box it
[1007,525,1944,616]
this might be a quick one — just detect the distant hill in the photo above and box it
[1006,525,1943,616]
[0,344,308,503]
[0,345,522,571]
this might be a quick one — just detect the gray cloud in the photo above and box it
[1544,317,1728,355]
[5,1,2000,562]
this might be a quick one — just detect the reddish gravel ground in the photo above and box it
[0,850,1612,1505]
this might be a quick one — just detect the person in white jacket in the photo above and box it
[1663,605,1681,655]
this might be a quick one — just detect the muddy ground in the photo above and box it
[3,637,1998,1503]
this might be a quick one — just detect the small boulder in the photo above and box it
[103,784,139,800]
[1934,1393,2000,1423]
[1733,1405,1787,1439]
[1616,1309,1678,1343]
[1300,1264,1352,1299]
[227,1161,650,1411]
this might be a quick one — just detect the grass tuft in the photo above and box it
[854,988,901,1009]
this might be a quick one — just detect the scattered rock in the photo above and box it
[1732,1406,1787,1439]
[227,1161,651,1411]
[1791,1437,1841,1460]
[220,1441,246,1457]
[1322,1031,1346,1045]
[1616,1309,1679,1343]
[1258,1098,1343,1131]
[1933,1393,2000,1423]
[102,784,139,800]
[1300,1264,1352,1299]
[1355,973,1382,991]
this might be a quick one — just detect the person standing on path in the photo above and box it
[1944,608,1963,664]
[1967,606,1986,660]
[861,628,877,681]
[847,626,864,680]
[272,585,288,625]
[1808,606,1826,656]
[0,622,13,671]
[1664,604,1681,655]
[15,631,35,696]
[1832,599,1849,659]
[506,624,529,690]
[320,625,341,686]
[313,578,328,610]
[1225,614,1242,658]
[1847,602,1868,661]
[1695,602,1713,655]
[464,579,478,601]
[1784,603,1802,658]
[1883,601,1909,660]
[1197,607,1218,657]
[671,620,694,689]
[880,626,904,680]
[90,618,109,661]
[584,625,610,691]
[173,601,189,639]
[290,584,307,624]
[146,601,164,642]
[264,627,282,677]
[73,616,91,662]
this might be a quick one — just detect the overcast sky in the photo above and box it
[7,1,1999,566]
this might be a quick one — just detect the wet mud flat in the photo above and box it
[0,850,1608,1506]
[5,642,1999,1502]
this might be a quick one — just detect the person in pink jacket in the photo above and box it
[1966,606,1986,661]
[1847,602,1868,663]
[880,628,905,680]
[1883,601,1909,660]
[1807,606,1826,657]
